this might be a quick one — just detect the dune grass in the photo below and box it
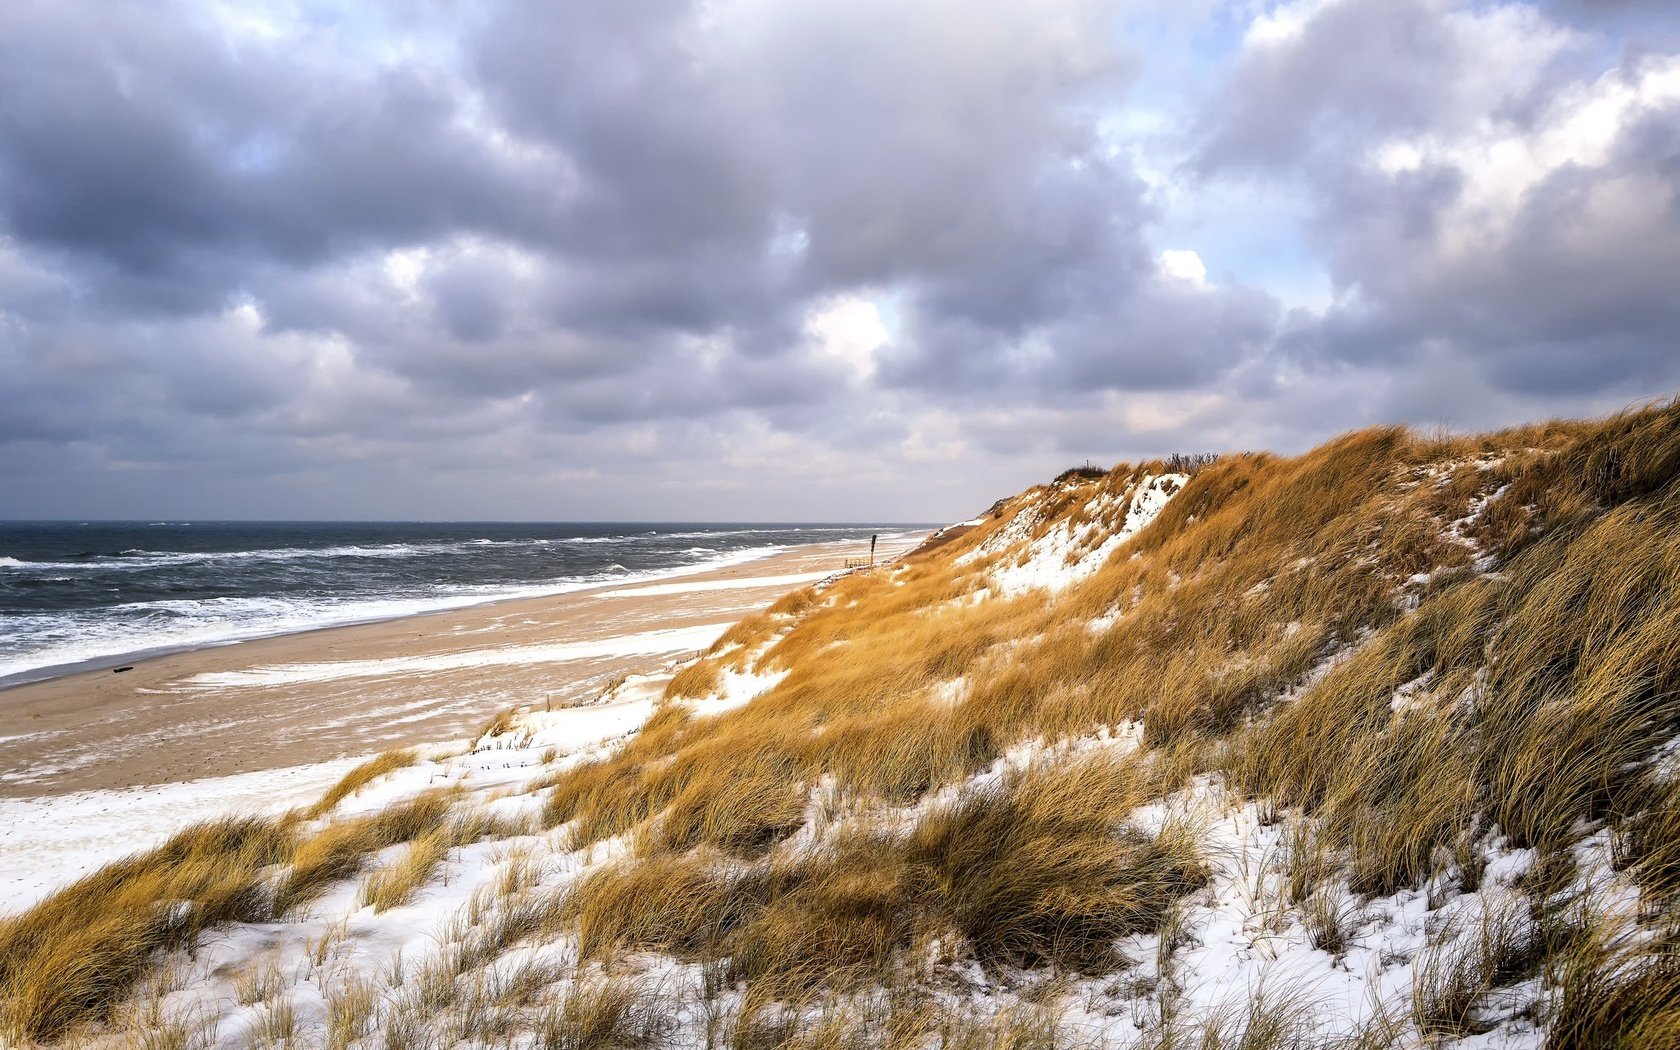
[360,827,453,911]
[271,790,457,916]
[0,789,465,1042]
[563,752,1205,1003]
[0,816,291,1041]
[10,399,1680,1045]
[530,399,1680,1039]
[533,974,670,1050]
[308,747,420,817]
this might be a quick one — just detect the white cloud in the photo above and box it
[1158,248,1208,285]
[382,247,430,297]
[805,294,890,381]
[1371,52,1680,256]
[1243,0,1344,49]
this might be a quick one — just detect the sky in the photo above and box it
[2,0,1678,522]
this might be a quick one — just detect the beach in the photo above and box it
[0,533,922,912]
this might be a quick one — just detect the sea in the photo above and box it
[0,521,923,688]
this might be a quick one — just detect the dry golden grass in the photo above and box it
[247,994,298,1046]
[476,708,518,740]
[534,398,1680,1038]
[11,398,1680,1045]
[321,975,378,1050]
[640,749,810,856]
[1408,900,1548,1038]
[664,657,723,700]
[271,790,455,916]
[901,757,1205,973]
[110,1007,219,1050]
[564,752,1203,1003]
[307,747,419,817]
[0,784,474,1042]
[359,828,452,911]
[534,974,670,1049]
[0,817,290,1041]
[1546,926,1680,1049]
[232,954,284,1007]
[726,999,1072,1050]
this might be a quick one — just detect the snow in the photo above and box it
[14,681,1608,1047]
[89,691,688,1046]
[0,629,701,918]
[683,663,790,718]
[590,570,834,599]
[1050,779,1548,1046]
[1,459,1643,1046]
[183,622,733,688]
[985,473,1188,596]
[502,691,666,762]
[0,758,363,915]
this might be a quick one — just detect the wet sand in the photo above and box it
[0,536,922,798]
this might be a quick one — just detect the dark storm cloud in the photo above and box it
[3,0,1680,521]
[0,3,568,313]
[880,274,1281,399]
[1197,1,1471,171]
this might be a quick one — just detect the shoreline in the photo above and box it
[0,531,924,913]
[0,534,924,800]
[0,531,922,691]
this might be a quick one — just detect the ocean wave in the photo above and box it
[0,538,609,572]
[0,527,895,575]
[649,526,878,541]
[0,540,800,684]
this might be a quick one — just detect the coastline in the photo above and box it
[0,533,923,800]
[0,532,923,914]
[0,530,911,690]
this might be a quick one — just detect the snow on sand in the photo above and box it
[182,622,733,689]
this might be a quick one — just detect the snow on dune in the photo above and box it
[1,668,684,917]
[685,663,790,718]
[0,759,362,915]
[983,473,1188,596]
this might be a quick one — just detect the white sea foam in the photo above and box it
[0,545,789,684]
[0,539,560,572]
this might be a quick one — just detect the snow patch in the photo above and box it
[986,473,1188,596]
[183,622,733,688]
[0,758,364,915]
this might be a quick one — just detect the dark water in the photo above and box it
[0,521,922,687]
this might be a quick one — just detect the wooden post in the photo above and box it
[870,534,878,567]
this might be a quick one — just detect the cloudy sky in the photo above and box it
[2,0,1677,522]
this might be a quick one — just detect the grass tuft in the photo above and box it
[359,828,452,911]
[308,748,419,817]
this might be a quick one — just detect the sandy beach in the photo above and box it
[0,535,922,799]
[0,535,922,911]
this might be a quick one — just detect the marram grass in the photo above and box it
[9,398,1680,1046]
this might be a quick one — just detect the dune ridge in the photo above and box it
[7,401,1680,1046]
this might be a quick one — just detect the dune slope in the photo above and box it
[7,401,1680,1048]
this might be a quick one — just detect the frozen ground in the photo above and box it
[0,759,361,915]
